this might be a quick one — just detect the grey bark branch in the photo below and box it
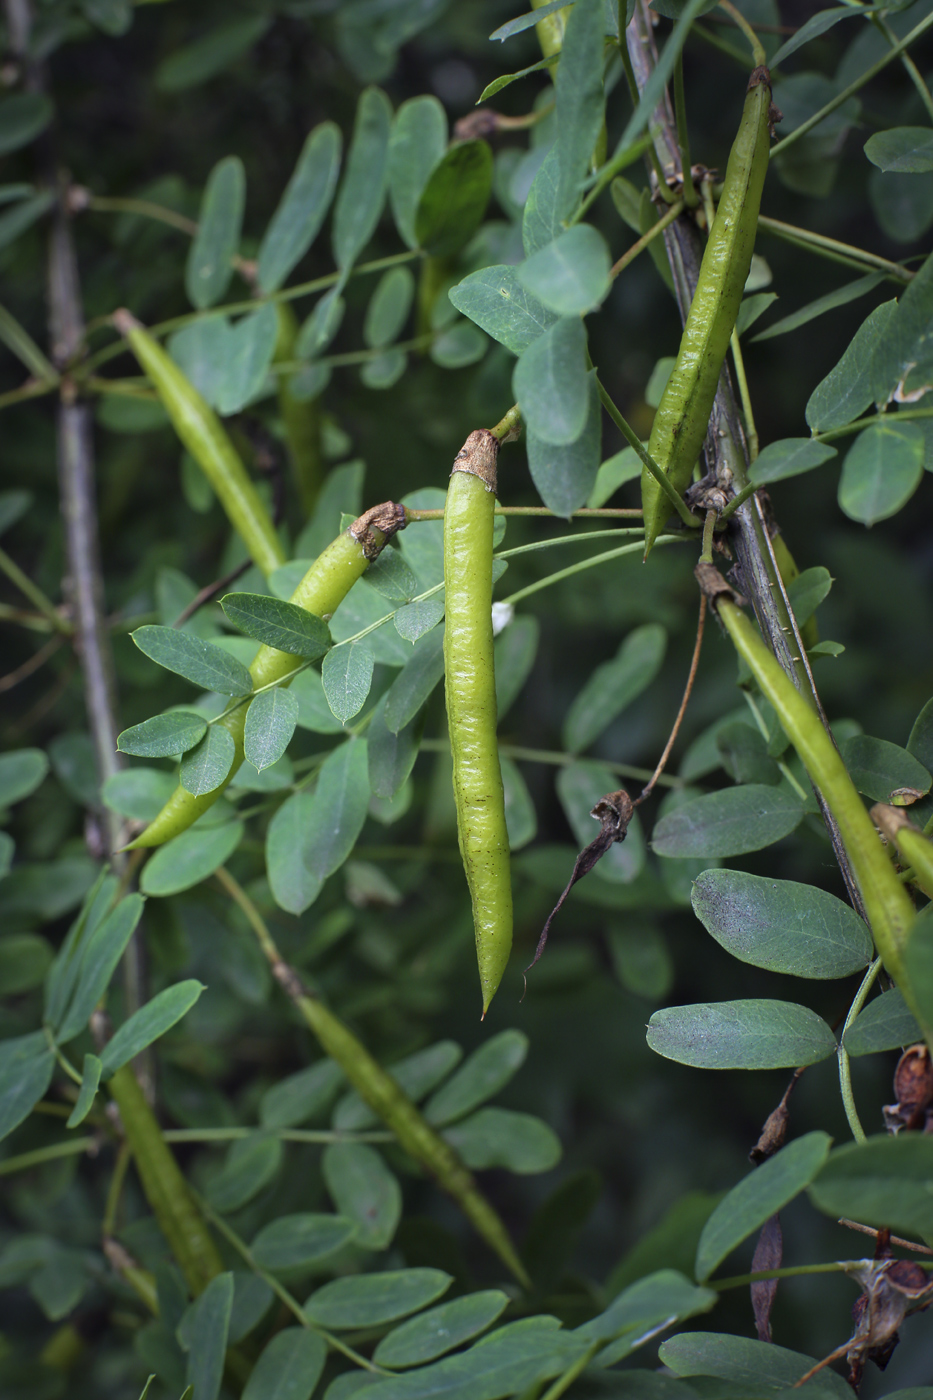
[625,1,867,921]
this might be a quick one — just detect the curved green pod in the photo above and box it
[444,431,513,1015]
[128,503,406,848]
[642,67,773,555]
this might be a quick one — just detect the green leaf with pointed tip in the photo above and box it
[321,1144,402,1251]
[384,627,445,733]
[424,1030,528,1127]
[838,419,924,524]
[364,266,415,349]
[652,785,805,858]
[443,1108,561,1174]
[257,123,342,293]
[305,1268,450,1330]
[367,547,420,603]
[415,140,493,258]
[514,315,588,447]
[564,624,666,753]
[250,1214,355,1271]
[117,712,208,759]
[140,821,243,897]
[66,1055,103,1128]
[660,1333,852,1399]
[0,748,49,806]
[810,1135,933,1239]
[0,1033,55,1143]
[786,565,833,628]
[322,642,375,724]
[839,733,931,801]
[579,1270,716,1354]
[554,0,605,220]
[367,695,424,800]
[242,1330,326,1400]
[222,593,331,657]
[647,1000,837,1069]
[266,790,321,916]
[752,272,884,343]
[307,740,370,882]
[526,369,602,516]
[395,593,445,643]
[805,300,896,431]
[245,687,299,772]
[183,1273,234,1400]
[749,437,838,485]
[260,1059,344,1129]
[448,265,558,355]
[389,96,447,250]
[332,86,392,270]
[695,1132,832,1280]
[132,625,253,695]
[842,989,921,1056]
[99,981,205,1077]
[56,894,145,1042]
[186,156,244,310]
[374,1291,509,1369]
[866,126,933,174]
[180,725,236,797]
[207,1135,283,1213]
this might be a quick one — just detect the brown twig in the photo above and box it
[0,632,65,692]
[173,558,251,629]
[839,1220,933,1256]
[635,594,706,806]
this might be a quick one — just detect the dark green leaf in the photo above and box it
[322,1143,401,1250]
[217,304,279,415]
[0,93,54,156]
[368,695,424,799]
[735,292,778,336]
[526,369,602,516]
[367,548,420,603]
[839,733,931,801]
[242,1330,327,1400]
[48,732,97,807]
[564,624,666,752]
[0,487,33,537]
[180,725,236,797]
[647,1000,837,1069]
[361,347,406,389]
[332,87,392,270]
[207,1135,283,1213]
[770,7,863,68]
[749,438,837,485]
[609,923,674,997]
[0,1033,55,1143]
[870,167,933,244]
[415,141,493,258]
[229,1272,275,1343]
[44,871,116,1030]
[117,712,208,760]
[579,1270,716,1357]
[132,625,253,695]
[257,123,342,293]
[66,1055,103,1128]
[306,1268,450,1329]
[786,566,833,629]
[805,300,896,431]
[244,688,299,772]
[448,265,558,355]
[384,627,445,733]
[186,156,244,310]
[652,785,805,858]
[691,869,873,978]
[430,321,487,369]
[296,289,346,359]
[0,933,52,995]
[660,1333,852,1398]
[479,54,559,103]
[513,315,589,446]
[260,1059,345,1129]
[292,667,349,734]
[715,722,780,786]
[56,893,145,1042]
[909,697,933,771]
[838,420,924,524]
[331,579,411,666]
[140,820,243,897]
[307,740,370,881]
[695,1132,832,1280]
[443,1107,562,1173]
[102,769,177,821]
[155,16,268,91]
[608,1192,722,1297]
[333,1041,463,1131]
[842,989,921,1056]
[388,96,447,249]
[373,1291,509,1369]
[99,980,205,1077]
[752,273,885,343]
[810,1135,933,1239]
[221,593,331,658]
[364,267,415,348]
[495,615,539,720]
[490,1,572,41]
[0,748,48,806]
[554,0,605,220]
[323,642,375,723]
[556,761,646,882]
[501,756,537,850]
[250,1214,355,1271]
[588,446,642,507]
[183,1273,234,1400]
[424,1030,528,1126]
[523,146,563,258]
[866,126,933,174]
[267,791,322,916]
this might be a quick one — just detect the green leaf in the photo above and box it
[443,1107,562,1173]
[751,272,885,343]
[526,369,602,516]
[0,1033,55,1142]
[647,1000,837,1070]
[331,578,411,666]
[652,784,805,858]
[180,724,236,797]
[556,761,645,883]
[579,1269,717,1353]
[56,894,145,1042]
[0,748,48,806]
[501,756,537,850]
[217,304,280,415]
[866,126,933,175]
[367,695,424,800]
[207,1135,283,1213]
[250,1214,356,1271]
[48,732,97,808]
[155,16,268,91]
[495,615,539,720]
[132,625,253,696]
[810,1134,933,1239]
[296,288,346,360]
[770,7,863,68]
[0,933,52,995]
[368,548,420,603]
[523,146,563,258]
[0,830,12,879]
[99,980,205,1077]
[229,1271,276,1342]
[554,0,605,221]
[608,1192,722,1297]
[587,446,642,507]
[242,1330,327,1400]
[431,321,488,369]
[564,624,666,753]
[321,1142,402,1251]
[691,869,873,978]
[221,593,331,658]
[366,1318,585,1400]
[838,419,924,524]
[333,1041,463,1131]
[842,989,921,1056]
[388,96,447,249]
[332,86,392,271]
[414,141,493,259]
[786,566,833,629]
[373,1291,509,1369]
[735,292,778,337]
[513,315,589,446]
[361,348,406,389]
[102,768,178,821]
[609,923,674,997]
[904,904,933,1045]
[66,1054,103,1128]
[715,722,780,786]
[490,1,573,41]
[266,791,322,916]
[448,265,559,355]
[0,93,54,156]
[323,642,375,723]
[384,626,445,733]
[870,167,933,245]
[183,1273,234,1400]
[140,821,243,897]
[258,123,342,293]
[306,1268,450,1331]
[245,688,299,772]
[260,1059,344,1129]
[307,740,370,881]
[185,156,244,310]
[805,300,896,431]
[0,487,33,536]
[695,1132,832,1280]
[395,596,446,646]
[749,437,837,485]
[424,1030,528,1127]
[364,267,415,349]
[909,696,933,771]
[479,54,559,103]
[44,871,117,1030]
[839,733,931,801]
[292,668,350,734]
[660,1333,852,1398]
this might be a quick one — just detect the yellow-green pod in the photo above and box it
[872,805,933,903]
[113,309,285,577]
[128,503,406,848]
[443,431,512,1014]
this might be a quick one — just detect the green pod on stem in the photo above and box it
[642,67,773,555]
[443,431,512,1015]
[872,804,933,903]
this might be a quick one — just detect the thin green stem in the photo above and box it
[616,42,676,200]
[573,132,660,224]
[838,957,882,1144]
[273,332,433,373]
[502,536,681,607]
[769,7,933,159]
[743,690,809,801]
[491,403,523,442]
[420,737,683,789]
[0,1138,97,1175]
[163,1126,393,1145]
[699,509,717,564]
[595,376,702,529]
[872,13,933,121]
[693,21,754,68]
[0,378,60,413]
[719,0,766,64]
[405,506,644,520]
[85,376,157,400]
[103,1143,132,1237]
[717,480,757,522]
[757,216,912,283]
[710,1261,886,1291]
[673,56,698,207]
[498,528,645,558]
[0,546,70,633]
[539,1344,601,1400]
[86,194,198,236]
[815,406,933,443]
[610,200,685,280]
[729,330,759,461]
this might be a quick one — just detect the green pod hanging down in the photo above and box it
[128,503,407,848]
[642,67,774,555]
[113,309,286,577]
[444,431,513,1015]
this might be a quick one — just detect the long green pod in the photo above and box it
[112,309,286,577]
[275,302,323,515]
[717,598,916,987]
[444,430,512,1015]
[129,503,406,848]
[642,67,773,555]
